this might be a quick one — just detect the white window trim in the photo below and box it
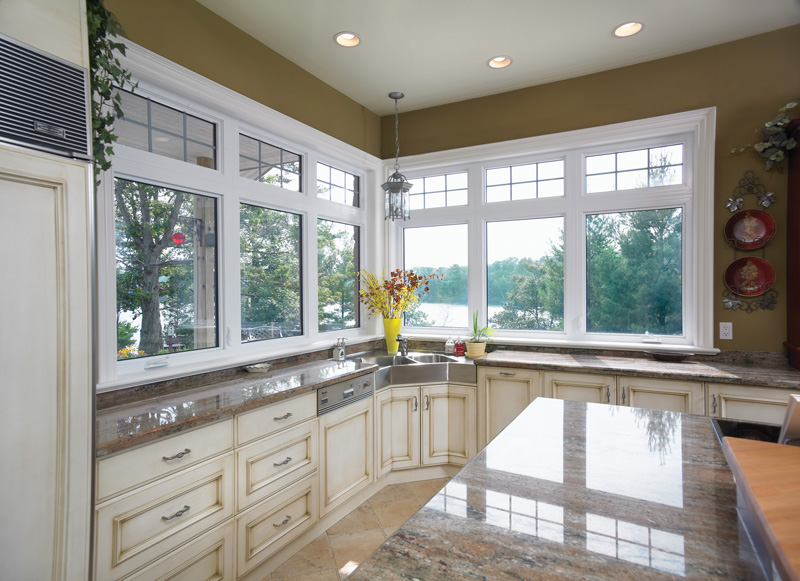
[96,41,384,390]
[388,108,717,354]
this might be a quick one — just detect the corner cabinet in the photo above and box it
[376,384,477,476]
[477,368,541,447]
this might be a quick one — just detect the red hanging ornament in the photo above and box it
[172,232,186,246]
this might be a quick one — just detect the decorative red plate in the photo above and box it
[724,257,775,297]
[724,210,776,250]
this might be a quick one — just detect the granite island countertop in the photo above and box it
[475,350,800,389]
[349,398,765,580]
[95,358,376,458]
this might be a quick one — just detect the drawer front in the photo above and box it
[236,419,318,511]
[236,472,318,576]
[709,383,794,424]
[97,419,234,502]
[236,392,316,446]
[125,521,234,581]
[95,454,235,581]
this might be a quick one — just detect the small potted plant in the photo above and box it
[466,311,496,359]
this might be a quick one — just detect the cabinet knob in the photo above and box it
[162,448,191,462]
[161,505,190,521]
[273,515,292,528]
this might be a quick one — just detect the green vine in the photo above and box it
[86,0,136,177]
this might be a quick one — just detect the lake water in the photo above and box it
[415,303,503,328]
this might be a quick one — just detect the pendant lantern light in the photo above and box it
[381,92,412,221]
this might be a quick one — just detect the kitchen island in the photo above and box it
[349,398,765,580]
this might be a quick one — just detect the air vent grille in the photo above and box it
[0,34,90,159]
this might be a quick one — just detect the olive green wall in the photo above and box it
[383,25,800,354]
[103,0,799,354]
[105,0,382,157]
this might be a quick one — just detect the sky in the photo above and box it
[404,218,563,268]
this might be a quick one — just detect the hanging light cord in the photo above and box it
[393,97,401,173]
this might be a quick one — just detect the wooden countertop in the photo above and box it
[722,437,800,581]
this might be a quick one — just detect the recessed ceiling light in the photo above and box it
[334,31,361,47]
[614,21,644,37]
[488,56,512,69]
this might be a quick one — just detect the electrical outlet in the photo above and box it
[719,322,733,340]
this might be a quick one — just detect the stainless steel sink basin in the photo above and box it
[408,353,459,363]
[354,355,419,366]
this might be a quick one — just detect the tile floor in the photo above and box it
[266,477,450,580]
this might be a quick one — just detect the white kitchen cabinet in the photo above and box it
[543,371,615,405]
[318,396,374,515]
[375,386,420,476]
[708,383,797,424]
[95,453,235,581]
[478,368,541,447]
[235,391,316,446]
[97,418,234,503]
[124,521,235,581]
[619,376,705,414]
[376,384,477,472]
[236,472,318,578]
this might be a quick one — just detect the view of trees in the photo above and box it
[407,207,682,335]
[317,220,358,331]
[115,179,217,359]
[240,204,302,341]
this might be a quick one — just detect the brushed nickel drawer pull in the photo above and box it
[621,387,627,405]
[605,385,610,403]
[273,456,292,467]
[162,505,190,521]
[500,371,516,377]
[712,394,718,415]
[274,412,292,421]
[424,395,430,411]
[273,515,292,528]
[162,449,191,461]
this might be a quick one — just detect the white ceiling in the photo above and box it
[196,0,800,116]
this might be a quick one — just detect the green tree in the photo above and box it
[317,220,358,331]
[240,204,302,338]
[117,319,137,351]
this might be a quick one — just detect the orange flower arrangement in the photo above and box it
[358,268,442,319]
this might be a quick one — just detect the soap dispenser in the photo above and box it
[335,338,347,361]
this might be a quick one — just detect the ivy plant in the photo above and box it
[86,0,136,178]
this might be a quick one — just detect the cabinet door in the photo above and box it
[543,371,615,405]
[318,397,373,515]
[421,384,477,467]
[708,383,796,424]
[619,376,705,414]
[375,386,420,476]
[478,368,541,447]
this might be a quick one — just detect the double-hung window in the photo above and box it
[394,109,715,351]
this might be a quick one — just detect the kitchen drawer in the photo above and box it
[124,521,234,581]
[95,453,235,581]
[236,418,318,511]
[235,392,316,446]
[708,383,796,424]
[97,419,234,502]
[236,472,318,577]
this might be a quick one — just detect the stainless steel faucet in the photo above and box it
[396,334,409,356]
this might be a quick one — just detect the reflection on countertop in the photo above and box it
[95,358,375,457]
[349,398,764,580]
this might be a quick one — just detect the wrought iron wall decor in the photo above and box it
[723,171,778,313]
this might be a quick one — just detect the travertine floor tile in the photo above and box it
[327,528,385,578]
[270,534,335,580]
[406,477,450,501]
[326,501,381,535]
[370,497,426,528]
[272,569,339,581]
[366,482,416,505]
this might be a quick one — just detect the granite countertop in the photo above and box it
[476,351,800,389]
[95,359,376,458]
[350,398,765,580]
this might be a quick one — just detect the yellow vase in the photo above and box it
[383,317,402,354]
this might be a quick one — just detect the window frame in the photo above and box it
[96,47,379,390]
[389,109,716,353]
